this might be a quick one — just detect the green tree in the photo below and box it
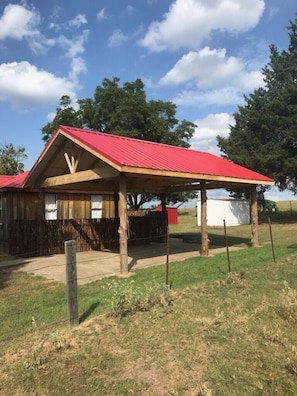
[0,143,27,175]
[41,95,82,143]
[41,78,197,209]
[217,16,297,193]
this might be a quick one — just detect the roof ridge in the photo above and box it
[60,125,205,154]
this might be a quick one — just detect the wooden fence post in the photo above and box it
[268,217,276,263]
[223,219,231,273]
[200,182,209,256]
[65,240,79,327]
[165,225,170,286]
[250,185,259,247]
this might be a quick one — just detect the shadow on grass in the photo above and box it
[170,232,250,247]
[259,210,297,224]
[79,302,100,323]
[0,268,12,290]
[287,243,297,250]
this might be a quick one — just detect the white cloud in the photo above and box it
[49,22,61,32]
[0,3,40,40]
[0,3,53,53]
[46,111,57,122]
[160,47,263,89]
[97,8,107,20]
[69,14,87,28]
[55,30,89,84]
[126,5,135,16]
[160,46,264,107]
[50,5,62,20]
[48,5,62,31]
[0,4,89,109]
[142,77,156,89]
[268,6,279,20]
[140,0,265,52]
[69,57,87,83]
[0,61,76,108]
[190,113,234,155]
[57,30,89,58]
[108,29,128,47]
[174,87,245,108]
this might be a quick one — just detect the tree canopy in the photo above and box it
[0,143,27,175]
[41,77,197,208]
[217,16,297,194]
[42,78,196,148]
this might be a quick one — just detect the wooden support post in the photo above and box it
[118,173,128,274]
[65,240,79,327]
[250,185,259,247]
[200,182,209,256]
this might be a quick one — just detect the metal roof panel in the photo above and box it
[59,126,273,183]
[0,171,29,188]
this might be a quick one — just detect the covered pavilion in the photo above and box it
[24,125,274,273]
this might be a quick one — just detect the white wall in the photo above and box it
[197,198,250,226]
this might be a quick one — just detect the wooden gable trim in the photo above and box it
[60,130,122,172]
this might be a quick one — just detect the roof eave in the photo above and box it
[120,165,275,186]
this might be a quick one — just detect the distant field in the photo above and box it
[276,199,297,212]
[170,201,297,243]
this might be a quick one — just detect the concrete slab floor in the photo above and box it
[0,238,242,285]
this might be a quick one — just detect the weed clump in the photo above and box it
[197,383,212,395]
[278,282,297,324]
[107,279,173,318]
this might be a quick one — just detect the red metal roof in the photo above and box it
[0,171,29,189]
[59,125,273,183]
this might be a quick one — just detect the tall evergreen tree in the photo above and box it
[217,16,297,193]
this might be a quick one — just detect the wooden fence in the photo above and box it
[9,212,164,257]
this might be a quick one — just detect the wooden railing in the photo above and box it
[9,212,164,257]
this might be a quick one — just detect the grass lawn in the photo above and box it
[0,201,297,395]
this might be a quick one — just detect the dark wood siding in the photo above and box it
[9,212,164,257]
[2,191,39,243]
[56,193,114,219]
[1,190,115,242]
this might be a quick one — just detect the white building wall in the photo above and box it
[197,198,250,226]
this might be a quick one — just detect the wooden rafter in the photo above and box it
[41,167,118,187]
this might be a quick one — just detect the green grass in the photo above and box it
[1,241,294,343]
[170,203,297,249]
[1,201,297,395]
[1,254,297,395]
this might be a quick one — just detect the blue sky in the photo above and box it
[0,0,296,200]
